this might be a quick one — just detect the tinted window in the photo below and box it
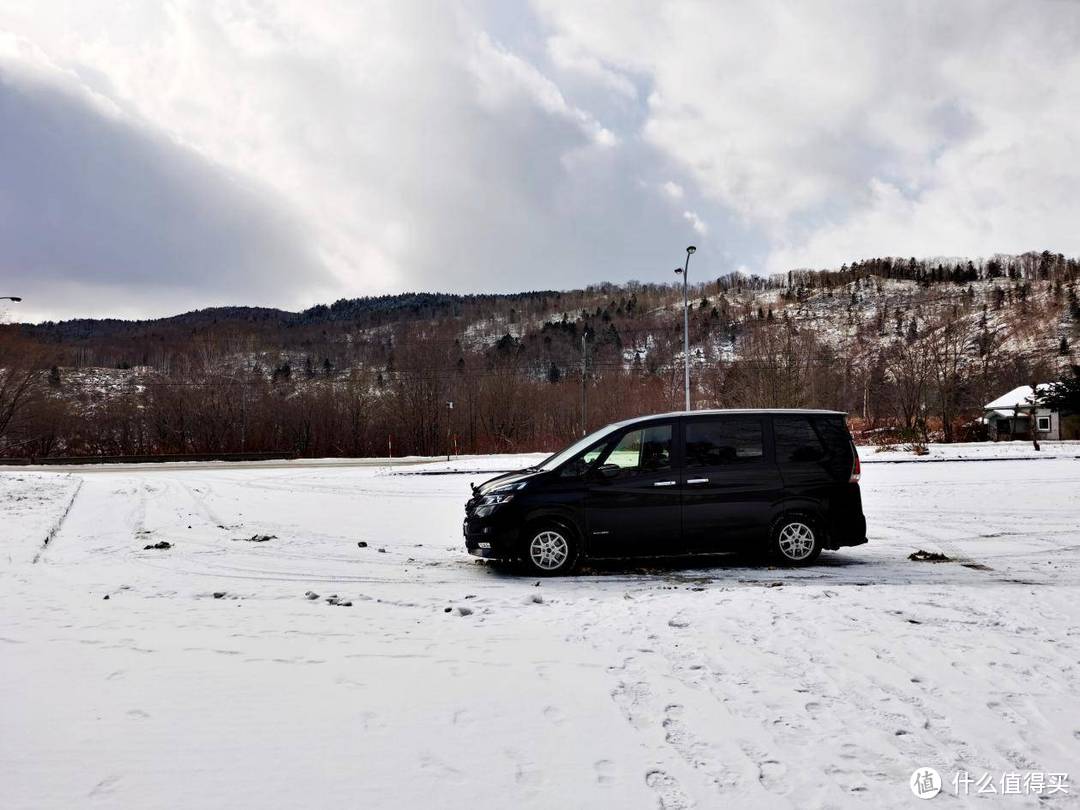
[774,417,826,463]
[558,442,608,478]
[602,424,673,475]
[685,418,763,467]
[813,416,853,456]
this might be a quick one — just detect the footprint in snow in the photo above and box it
[758,760,788,794]
[451,709,473,726]
[593,759,615,784]
[542,705,564,725]
[645,769,692,810]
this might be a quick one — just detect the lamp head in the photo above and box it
[674,267,683,275]
[686,246,696,255]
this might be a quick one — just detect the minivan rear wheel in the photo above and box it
[520,523,580,576]
[770,515,822,565]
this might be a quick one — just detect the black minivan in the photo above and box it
[464,409,866,575]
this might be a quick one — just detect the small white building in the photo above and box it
[983,384,1060,441]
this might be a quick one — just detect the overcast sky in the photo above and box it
[2,1,1080,322]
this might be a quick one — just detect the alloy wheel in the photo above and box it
[529,530,569,571]
[777,521,816,561]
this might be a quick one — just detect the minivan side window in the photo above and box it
[773,416,826,463]
[601,424,673,475]
[685,418,763,466]
[558,443,608,478]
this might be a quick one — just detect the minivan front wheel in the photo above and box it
[770,515,822,565]
[521,523,580,576]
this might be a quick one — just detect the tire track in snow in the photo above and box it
[177,480,228,528]
[32,476,83,563]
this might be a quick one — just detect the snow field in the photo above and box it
[2,448,1079,808]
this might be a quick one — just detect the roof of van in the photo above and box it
[612,408,847,426]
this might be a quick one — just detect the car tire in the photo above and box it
[519,522,580,576]
[769,514,822,566]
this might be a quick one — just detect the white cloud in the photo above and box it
[470,31,618,149]
[683,210,707,236]
[661,181,684,200]
[2,1,1080,318]
[0,1,658,318]
[0,31,328,322]
[546,34,637,100]
[533,0,1080,270]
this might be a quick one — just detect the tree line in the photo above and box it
[2,253,1078,459]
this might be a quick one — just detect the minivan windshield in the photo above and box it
[534,422,623,472]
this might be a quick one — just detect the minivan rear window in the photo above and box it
[773,416,826,463]
[685,418,763,466]
[812,416,853,456]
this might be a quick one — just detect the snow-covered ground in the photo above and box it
[859,440,1080,465]
[2,447,1079,809]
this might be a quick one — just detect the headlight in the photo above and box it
[472,482,526,517]
[474,492,515,517]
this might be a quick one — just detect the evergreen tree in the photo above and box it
[1043,366,1080,412]
[272,361,292,382]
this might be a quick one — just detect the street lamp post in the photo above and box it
[446,400,454,462]
[580,332,588,436]
[674,246,696,411]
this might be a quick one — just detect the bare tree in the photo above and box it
[0,336,46,453]
[885,336,932,441]
[926,308,975,442]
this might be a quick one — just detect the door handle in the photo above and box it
[653,480,677,487]
[686,478,709,484]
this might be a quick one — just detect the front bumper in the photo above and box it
[463,516,519,559]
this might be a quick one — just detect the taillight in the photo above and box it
[850,449,861,483]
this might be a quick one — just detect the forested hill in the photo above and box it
[1,251,1078,459]
[20,291,566,341]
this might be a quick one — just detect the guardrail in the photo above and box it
[0,452,300,466]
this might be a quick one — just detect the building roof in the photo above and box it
[984,384,1052,411]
